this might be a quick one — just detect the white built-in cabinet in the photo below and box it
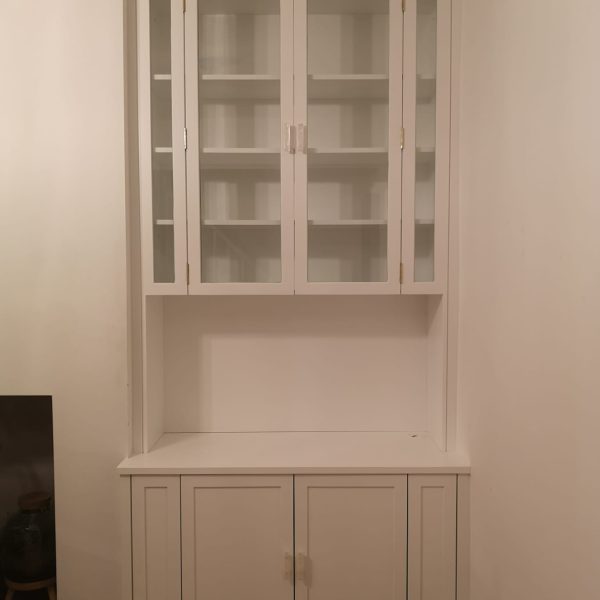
[125,1,467,598]
[138,0,451,294]
[130,474,461,600]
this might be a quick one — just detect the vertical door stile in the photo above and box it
[293,0,309,293]
[281,0,296,293]
[401,0,417,292]
[402,0,451,294]
[184,0,201,293]
[138,0,154,293]
[433,0,451,294]
[388,0,404,292]
[171,0,189,293]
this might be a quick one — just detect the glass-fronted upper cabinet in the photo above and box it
[185,0,295,294]
[137,0,452,295]
[139,0,187,294]
[401,0,451,293]
[293,0,403,294]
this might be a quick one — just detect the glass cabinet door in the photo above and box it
[294,0,403,294]
[139,0,188,294]
[401,0,451,293]
[185,0,294,294]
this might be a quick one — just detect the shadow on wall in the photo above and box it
[0,397,55,599]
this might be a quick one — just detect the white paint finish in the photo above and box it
[0,2,128,598]
[120,476,133,600]
[294,475,407,600]
[456,475,469,600]
[294,0,403,294]
[186,0,295,294]
[143,296,165,452]
[126,0,145,458]
[118,432,470,474]
[427,295,447,450]
[401,0,451,294]
[445,0,461,455]
[162,296,428,432]
[408,475,456,600]
[458,2,600,599]
[138,0,188,294]
[181,475,293,600]
[132,477,181,600]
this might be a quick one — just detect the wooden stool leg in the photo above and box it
[48,585,57,600]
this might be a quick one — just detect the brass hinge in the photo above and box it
[402,0,406,12]
[400,127,405,150]
[186,263,190,285]
[183,127,188,150]
[183,0,186,12]
[400,262,404,284]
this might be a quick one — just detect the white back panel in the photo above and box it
[162,296,429,432]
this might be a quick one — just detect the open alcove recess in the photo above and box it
[139,294,448,455]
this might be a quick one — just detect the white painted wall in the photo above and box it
[458,1,600,598]
[0,2,128,599]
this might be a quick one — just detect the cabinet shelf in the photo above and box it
[309,0,390,15]
[201,148,280,169]
[203,219,280,227]
[416,147,435,164]
[308,219,387,227]
[308,74,389,100]
[153,73,172,81]
[155,219,175,226]
[308,147,388,167]
[416,75,436,101]
[200,74,280,100]
[154,147,173,154]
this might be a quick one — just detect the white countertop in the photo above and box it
[118,431,470,475]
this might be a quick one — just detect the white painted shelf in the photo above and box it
[308,74,389,100]
[416,146,435,164]
[154,146,173,154]
[200,74,280,100]
[118,432,470,475]
[308,219,387,227]
[155,219,175,226]
[153,73,172,81]
[308,147,388,167]
[203,219,280,227]
[201,148,280,169]
[416,75,436,101]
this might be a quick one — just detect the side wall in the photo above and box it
[0,2,129,598]
[458,1,600,598]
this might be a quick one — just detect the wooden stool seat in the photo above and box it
[4,577,56,600]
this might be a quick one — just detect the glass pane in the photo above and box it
[197,0,282,283]
[150,0,175,283]
[414,0,437,282]
[306,0,389,283]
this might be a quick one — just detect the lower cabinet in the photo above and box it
[181,476,293,600]
[294,475,407,600]
[131,474,461,600]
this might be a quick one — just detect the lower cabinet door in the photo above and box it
[408,475,457,600]
[132,476,181,600]
[294,475,408,600]
[181,475,294,600]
